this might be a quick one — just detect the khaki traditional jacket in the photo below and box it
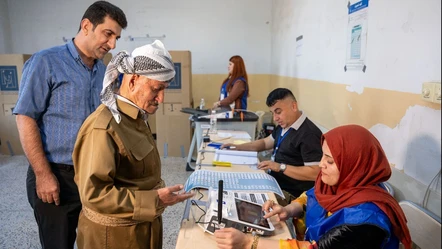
[73,99,165,222]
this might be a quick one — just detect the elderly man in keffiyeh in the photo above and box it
[72,40,194,249]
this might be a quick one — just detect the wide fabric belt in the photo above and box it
[82,206,144,227]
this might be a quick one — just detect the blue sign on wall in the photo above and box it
[349,0,369,14]
[168,63,181,90]
[0,66,19,91]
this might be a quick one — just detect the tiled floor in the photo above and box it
[0,155,192,249]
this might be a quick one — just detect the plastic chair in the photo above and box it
[380,182,395,197]
[399,200,441,249]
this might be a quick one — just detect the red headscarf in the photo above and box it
[314,124,412,249]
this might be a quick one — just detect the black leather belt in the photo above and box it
[50,163,74,171]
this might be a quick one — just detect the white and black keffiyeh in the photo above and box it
[101,40,175,123]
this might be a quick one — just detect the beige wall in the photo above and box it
[270,75,441,130]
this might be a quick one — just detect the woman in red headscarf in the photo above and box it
[214,125,412,249]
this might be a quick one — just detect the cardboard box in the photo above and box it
[0,52,115,156]
[0,54,32,155]
[155,51,192,157]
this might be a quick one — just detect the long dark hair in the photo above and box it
[222,55,249,96]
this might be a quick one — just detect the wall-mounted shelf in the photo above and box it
[128,34,166,41]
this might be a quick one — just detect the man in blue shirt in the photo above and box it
[13,2,127,248]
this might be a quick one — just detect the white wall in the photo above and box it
[271,0,441,94]
[6,0,272,74]
[271,0,441,216]
[0,0,12,53]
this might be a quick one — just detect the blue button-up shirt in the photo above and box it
[14,40,106,165]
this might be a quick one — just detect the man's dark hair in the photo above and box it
[266,88,297,107]
[78,1,127,32]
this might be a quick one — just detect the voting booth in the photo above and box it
[182,108,259,171]
[0,54,32,155]
[156,51,193,157]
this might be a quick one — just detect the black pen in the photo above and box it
[218,180,223,224]
[225,146,236,150]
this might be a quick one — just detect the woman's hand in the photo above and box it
[262,200,291,222]
[214,228,253,249]
[213,101,221,108]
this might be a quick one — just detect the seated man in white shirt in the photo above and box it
[221,88,322,205]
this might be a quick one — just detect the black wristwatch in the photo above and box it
[279,163,287,173]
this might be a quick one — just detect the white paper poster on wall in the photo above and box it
[345,0,369,72]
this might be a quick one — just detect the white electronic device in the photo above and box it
[203,189,275,236]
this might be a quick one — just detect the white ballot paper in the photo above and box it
[183,170,284,198]
[214,150,258,165]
